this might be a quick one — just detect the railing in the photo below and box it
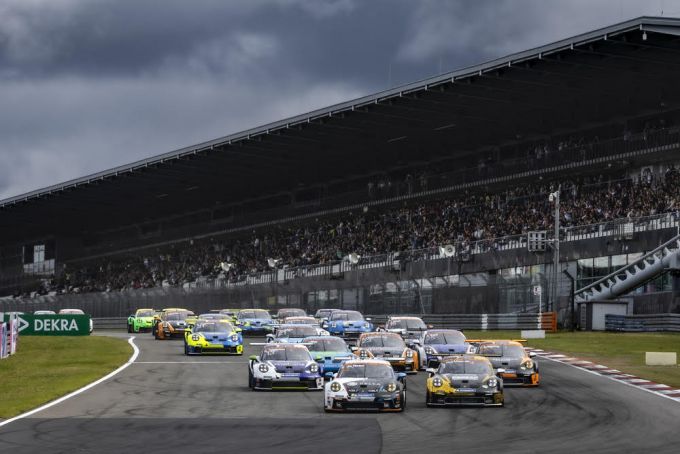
[605,313,680,332]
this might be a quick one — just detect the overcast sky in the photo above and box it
[0,0,677,200]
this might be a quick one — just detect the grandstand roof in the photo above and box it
[3,16,680,243]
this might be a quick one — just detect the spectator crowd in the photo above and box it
[29,164,680,296]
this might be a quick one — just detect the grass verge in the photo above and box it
[463,330,680,388]
[0,336,131,418]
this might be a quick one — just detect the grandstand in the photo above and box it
[3,17,680,324]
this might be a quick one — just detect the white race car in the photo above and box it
[248,343,324,391]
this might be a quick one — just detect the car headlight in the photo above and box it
[487,378,498,388]
[405,349,413,358]
[258,363,269,373]
[191,334,200,341]
[385,382,397,392]
[522,360,533,370]
[359,349,368,359]
[432,377,443,388]
[424,346,436,355]
[231,334,239,342]
[309,363,319,373]
[330,381,342,392]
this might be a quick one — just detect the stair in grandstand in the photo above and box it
[575,234,680,302]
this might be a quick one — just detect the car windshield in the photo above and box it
[219,310,236,316]
[306,337,348,352]
[239,310,271,321]
[194,322,234,333]
[338,364,395,379]
[424,331,466,345]
[198,314,222,320]
[331,311,363,321]
[389,319,426,330]
[277,326,318,338]
[477,344,504,356]
[136,310,155,317]
[278,309,306,318]
[262,346,310,361]
[502,345,527,359]
[440,359,492,375]
[166,312,192,321]
[360,335,405,348]
[315,309,334,317]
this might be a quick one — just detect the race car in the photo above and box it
[280,316,318,326]
[196,313,234,323]
[314,308,338,325]
[475,340,539,386]
[216,309,240,322]
[275,308,307,319]
[381,316,430,341]
[236,309,274,335]
[304,335,355,375]
[248,343,324,391]
[127,308,156,333]
[321,310,373,341]
[266,324,328,343]
[154,309,196,340]
[184,320,243,355]
[353,332,418,373]
[425,355,504,407]
[324,359,407,412]
[410,329,474,369]
[151,307,189,335]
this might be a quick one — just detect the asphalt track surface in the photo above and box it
[2,332,680,453]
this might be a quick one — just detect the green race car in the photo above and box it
[127,308,156,333]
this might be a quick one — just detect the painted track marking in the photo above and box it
[0,336,140,429]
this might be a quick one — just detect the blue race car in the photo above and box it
[410,329,473,369]
[184,320,243,355]
[248,343,324,391]
[321,310,373,341]
[266,324,328,343]
[236,309,274,335]
[304,335,355,376]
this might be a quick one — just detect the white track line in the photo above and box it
[0,336,139,429]
[134,361,246,364]
[540,354,680,405]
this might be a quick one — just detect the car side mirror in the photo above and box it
[411,339,421,345]
[496,368,506,375]
[425,368,437,376]
[350,346,358,352]
[235,328,242,333]
[365,317,372,321]
[396,372,407,381]
[324,372,335,379]
[427,324,434,329]
[249,355,258,361]
[529,352,537,358]
[315,356,325,363]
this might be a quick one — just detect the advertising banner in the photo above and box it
[0,322,7,359]
[1,314,91,336]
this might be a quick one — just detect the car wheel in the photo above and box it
[154,327,160,340]
[184,343,189,356]
[399,391,406,411]
[127,323,132,333]
[248,370,255,389]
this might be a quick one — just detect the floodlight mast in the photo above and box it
[550,185,561,313]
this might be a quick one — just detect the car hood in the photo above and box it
[442,373,485,388]
[335,378,387,393]
[362,346,405,357]
[486,357,523,369]
[269,360,310,373]
[196,332,236,342]
[242,318,272,325]
[426,343,469,354]
[309,350,353,360]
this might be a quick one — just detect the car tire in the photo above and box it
[127,323,132,333]
[399,391,406,412]
[248,370,255,390]
[154,327,160,340]
[184,343,189,356]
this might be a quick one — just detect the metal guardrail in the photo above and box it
[605,313,680,332]
[93,312,557,332]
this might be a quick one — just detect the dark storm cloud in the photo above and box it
[0,0,676,199]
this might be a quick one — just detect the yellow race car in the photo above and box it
[426,355,504,407]
[184,320,243,355]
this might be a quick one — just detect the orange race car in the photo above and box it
[352,332,418,374]
[153,309,196,340]
[470,339,539,386]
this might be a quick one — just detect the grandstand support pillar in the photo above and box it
[550,185,561,312]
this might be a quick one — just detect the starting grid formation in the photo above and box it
[527,348,680,403]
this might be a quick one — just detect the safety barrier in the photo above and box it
[605,313,680,332]
[0,313,19,358]
[94,312,558,333]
